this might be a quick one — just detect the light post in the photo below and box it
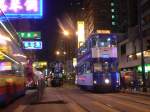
[138,0,147,92]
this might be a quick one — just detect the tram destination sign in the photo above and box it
[0,0,43,19]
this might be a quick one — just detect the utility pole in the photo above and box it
[137,0,147,92]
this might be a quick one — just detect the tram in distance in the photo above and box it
[0,17,26,106]
[76,33,120,92]
[51,62,63,87]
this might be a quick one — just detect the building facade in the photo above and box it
[118,0,150,87]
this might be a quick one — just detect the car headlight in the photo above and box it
[104,79,110,84]
[93,80,97,84]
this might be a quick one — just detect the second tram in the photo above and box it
[76,33,120,92]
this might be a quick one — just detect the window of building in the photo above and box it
[111,9,115,12]
[143,15,150,25]
[112,15,115,19]
[143,28,150,38]
[112,21,116,25]
[142,0,150,13]
[121,44,126,55]
[111,2,114,7]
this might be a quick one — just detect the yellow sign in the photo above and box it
[73,58,77,67]
[77,21,85,48]
[0,54,4,60]
[32,61,47,68]
[96,30,111,34]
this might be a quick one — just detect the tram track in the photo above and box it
[80,92,127,112]
[84,92,150,112]
[105,93,150,107]
[58,88,124,112]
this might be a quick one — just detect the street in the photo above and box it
[1,86,150,112]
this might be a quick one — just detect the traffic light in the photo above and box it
[147,39,150,50]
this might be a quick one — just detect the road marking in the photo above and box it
[14,105,27,112]
[92,101,120,112]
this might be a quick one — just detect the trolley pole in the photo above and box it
[138,0,147,92]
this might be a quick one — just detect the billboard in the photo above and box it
[77,21,85,48]
[0,0,43,18]
[18,32,41,39]
[23,41,42,49]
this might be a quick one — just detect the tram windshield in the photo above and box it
[93,61,117,72]
[91,34,117,48]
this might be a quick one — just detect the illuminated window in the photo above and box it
[112,22,116,25]
[112,15,115,19]
[111,9,115,12]
[111,2,114,6]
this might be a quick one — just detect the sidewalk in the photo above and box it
[120,88,150,97]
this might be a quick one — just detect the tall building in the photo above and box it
[83,0,128,38]
[118,0,150,84]
[142,0,150,46]
[66,0,84,20]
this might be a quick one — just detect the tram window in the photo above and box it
[94,63,102,72]
[0,54,23,76]
[110,62,116,72]
[86,62,91,73]
[102,62,109,72]
[78,65,85,74]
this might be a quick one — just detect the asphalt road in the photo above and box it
[1,87,150,112]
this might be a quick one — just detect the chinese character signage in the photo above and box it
[18,32,41,39]
[23,41,42,49]
[0,0,43,18]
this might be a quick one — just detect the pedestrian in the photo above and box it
[121,76,126,90]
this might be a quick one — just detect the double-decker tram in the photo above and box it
[0,14,26,106]
[51,62,63,87]
[76,33,120,92]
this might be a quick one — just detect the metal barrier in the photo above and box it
[36,79,45,101]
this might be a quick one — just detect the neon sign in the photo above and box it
[23,41,42,49]
[96,30,111,34]
[18,32,41,39]
[0,0,43,18]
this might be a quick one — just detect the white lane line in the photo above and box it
[14,105,27,112]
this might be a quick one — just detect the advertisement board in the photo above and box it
[23,41,42,49]
[0,0,43,18]
[77,21,85,48]
[92,47,117,58]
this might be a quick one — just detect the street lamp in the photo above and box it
[63,51,67,55]
[63,30,69,36]
[56,51,60,56]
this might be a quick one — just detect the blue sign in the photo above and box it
[0,0,43,19]
[23,41,42,49]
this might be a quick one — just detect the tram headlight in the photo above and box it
[104,79,110,84]
[93,80,97,84]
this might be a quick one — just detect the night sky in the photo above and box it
[35,0,67,62]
